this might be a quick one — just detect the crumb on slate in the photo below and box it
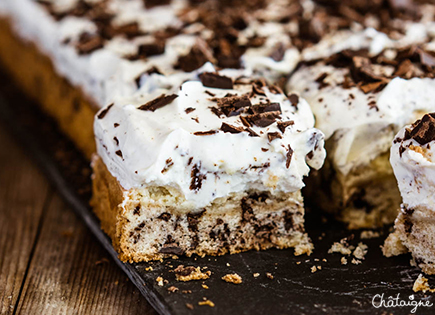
[351,258,362,265]
[413,274,435,293]
[202,284,209,289]
[175,265,211,282]
[353,242,368,260]
[253,273,260,278]
[156,276,165,287]
[186,303,194,310]
[168,286,178,293]
[266,272,274,280]
[222,273,242,284]
[198,299,215,307]
[328,238,355,256]
[341,257,348,265]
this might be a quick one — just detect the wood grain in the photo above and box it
[14,194,156,315]
[0,125,156,315]
[0,125,50,315]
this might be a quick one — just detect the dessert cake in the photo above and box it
[91,70,326,262]
[3,0,435,261]
[383,114,435,274]
[287,3,435,228]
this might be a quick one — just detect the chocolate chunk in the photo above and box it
[187,210,206,232]
[113,137,119,146]
[408,113,435,145]
[136,41,165,59]
[190,163,206,192]
[264,103,281,113]
[269,43,286,62]
[286,145,293,168]
[246,112,280,128]
[214,94,251,117]
[133,206,141,215]
[277,121,294,133]
[115,150,123,158]
[76,32,103,55]
[359,81,387,94]
[221,122,244,134]
[199,73,233,89]
[267,132,282,142]
[159,245,184,256]
[97,103,113,119]
[175,41,214,72]
[138,94,178,111]
[174,265,196,277]
[288,94,299,108]
[315,73,329,89]
[158,212,172,221]
[193,130,218,136]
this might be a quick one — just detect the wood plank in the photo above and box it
[0,126,51,315]
[15,193,157,315]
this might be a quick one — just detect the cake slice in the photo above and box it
[91,70,325,262]
[383,113,435,274]
[288,45,435,229]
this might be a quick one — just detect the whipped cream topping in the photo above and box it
[95,71,325,207]
[391,114,435,211]
[288,62,435,175]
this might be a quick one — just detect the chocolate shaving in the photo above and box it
[193,130,217,136]
[138,94,178,112]
[190,163,206,192]
[221,122,244,134]
[199,73,233,89]
[359,81,387,94]
[97,103,113,119]
[115,150,123,158]
[246,128,259,137]
[277,121,295,133]
[185,107,196,114]
[267,132,282,142]
[286,145,293,168]
[144,0,171,8]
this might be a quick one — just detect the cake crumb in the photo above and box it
[182,290,192,294]
[360,230,380,239]
[382,231,408,257]
[296,261,301,265]
[351,258,362,265]
[253,273,260,278]
[328,238,355,256]
[222,273,242,284]
[266,272,274,280]
[156,276,165,287]
[168,286,179,293]
[198,299,215,307]
[175,265,211,282]
[202,284,209,289]
[322,259,327,262]
[186,303,194,310]
[226,263,231,267]
[341,257,348,265]
[413,274,435,293]
[145,266,153,271]
[353,242,368,260]
[311,266,317,273]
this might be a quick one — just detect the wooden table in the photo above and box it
[0,124,157,315]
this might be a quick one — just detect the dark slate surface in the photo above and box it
[1,70,434,315]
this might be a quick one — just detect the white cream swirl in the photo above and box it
[95,72,326,207]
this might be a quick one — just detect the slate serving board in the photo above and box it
[1,70,434,315]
